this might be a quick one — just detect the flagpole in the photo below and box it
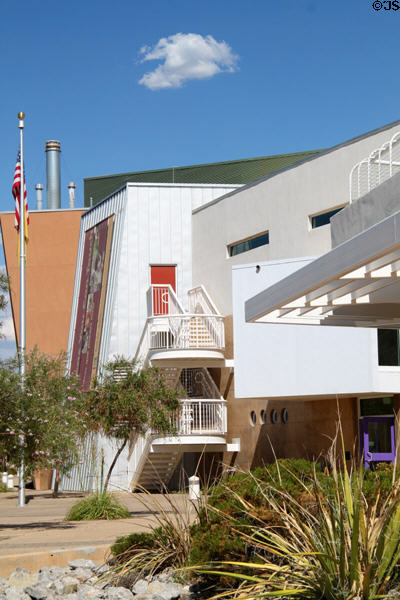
[17,111,26,508]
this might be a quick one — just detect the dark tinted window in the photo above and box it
[229,232,269,257]
[378,329,400,366]
[311,207,343,229]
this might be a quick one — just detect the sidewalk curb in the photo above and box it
[0,543,110,579]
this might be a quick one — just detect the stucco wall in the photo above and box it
[192,122,400,316]
[1,209,84,356]
[232,258,381,399]
[331,171,400,247]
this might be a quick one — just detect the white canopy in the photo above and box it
[245,211,400,328]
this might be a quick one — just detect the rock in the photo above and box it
[38,567,69,583]
[69,568,93,583]
[106,588,134,600]
[76,584,103,599]
[94,565,110,576]
[8,569,38,589]
[68,560,97,571]
[50,576,79,596]
[4,587,30,600]
[131,580,148,596]
[24,584,51,599]
[148,581,189,600]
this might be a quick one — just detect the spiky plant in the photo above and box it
[197,429,400,600]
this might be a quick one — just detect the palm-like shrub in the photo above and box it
[198,434,400,600]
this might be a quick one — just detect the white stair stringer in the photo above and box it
[136,446,183,491]
[162,367,182,389]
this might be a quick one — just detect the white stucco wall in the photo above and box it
[232,258,388,399]
[193,122,400,316]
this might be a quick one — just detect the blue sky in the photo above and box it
[0,0,399,354]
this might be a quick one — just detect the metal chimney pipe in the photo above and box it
[35,183,44,210]
[68,182,76,209]
[45,140,61,209]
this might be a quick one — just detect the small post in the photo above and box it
[188,475,200,500]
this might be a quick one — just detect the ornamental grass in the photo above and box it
[195,428,400,600]
[66,491,130,521]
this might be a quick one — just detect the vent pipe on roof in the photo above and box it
[35,183,43,210]
[68,182,76,208]
[45,140,61,209]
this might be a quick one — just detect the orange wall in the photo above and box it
[1,209,84,356]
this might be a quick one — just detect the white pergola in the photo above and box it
[245,211,400,328]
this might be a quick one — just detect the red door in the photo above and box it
[151,266,176,315]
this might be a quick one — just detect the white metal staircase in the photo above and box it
[107,286,227,491]
[135,285,225,367]
[130,366,227,490]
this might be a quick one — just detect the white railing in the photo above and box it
[179,367,221,399]
[173,399,227,435]
[188,285,221,315]
[147,284,185,317]
[148,314,225,350]
[350,131,400,203]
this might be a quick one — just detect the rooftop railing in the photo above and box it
[350,131,400,203]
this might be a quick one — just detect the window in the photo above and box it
[378,329,400,366]
[228,232,269,257]
[360,397,393,416]
[310,207,344,229]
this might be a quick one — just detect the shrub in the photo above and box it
[0,481,7,493]
[111,532,157,558]
[189,458,330,568]
[66,491,130,521]
[108,488,196,585]
[196,435,400,600]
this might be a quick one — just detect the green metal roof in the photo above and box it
[84,150,322,207]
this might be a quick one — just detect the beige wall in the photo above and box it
[1,209,84,356]
[210,316,358,470]
[192,122,400,315]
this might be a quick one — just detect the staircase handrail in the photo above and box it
[187,285,221,315]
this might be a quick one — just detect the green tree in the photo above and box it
[0,350,85,478]
[86,357,180,490]
[0,272,9,338]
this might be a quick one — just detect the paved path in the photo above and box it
[0,489,194,577]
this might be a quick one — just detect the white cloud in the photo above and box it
[138,33,238,90]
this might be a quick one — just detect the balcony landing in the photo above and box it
[151,435,227,451]
[149,349,225,367]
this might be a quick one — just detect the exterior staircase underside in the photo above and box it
[136,446,182,491]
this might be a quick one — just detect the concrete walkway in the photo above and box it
[0,490,194,578]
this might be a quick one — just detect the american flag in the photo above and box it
[12,150,29,239]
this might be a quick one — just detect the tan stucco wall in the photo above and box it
[224,395,357,471]
[213,316,358,470]
[1,209,84,356]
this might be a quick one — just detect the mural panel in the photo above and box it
[70,215,114,390]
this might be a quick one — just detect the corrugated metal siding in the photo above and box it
[59,434,99,492]
[107,183,237,359]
